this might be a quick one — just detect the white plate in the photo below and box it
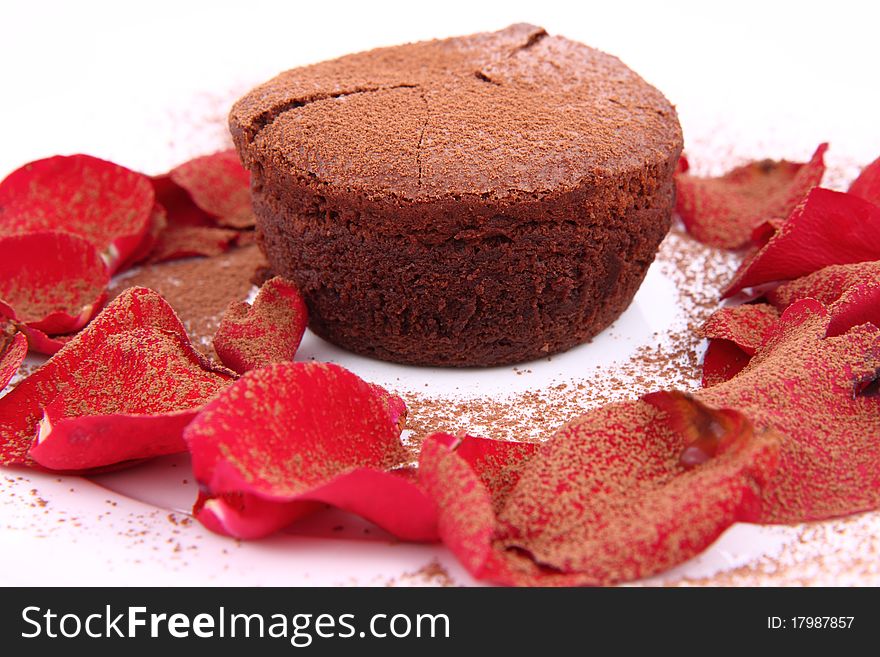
[2,1,879,586]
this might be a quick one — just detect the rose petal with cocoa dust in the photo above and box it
[699,303,779,387]
[28,326,234,471]
[767,260,880,310]
[213,276,307,374]
[185,362,434,539]
[0,154,155,271]
[194,490,317,540]
[849,155,880,206]
[723,188,880,298]
[749,216,787,249]
[117,204,168,270]
[152,175,215,228]
[675,144,827,249]
[675,154,689,174]
[697,297,880,522]
[32,396,203,472]
[1,288,75,356]
[825,283,880,338]
[492,396,778,585]
[15,326,74,356]
[0,287,233,468]
[0,231,109,335]
[168,150,255,229]
[417,433,543,585]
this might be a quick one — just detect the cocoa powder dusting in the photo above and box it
[58,327,231,418]
[109,244,266,356]
[655,512,880,587]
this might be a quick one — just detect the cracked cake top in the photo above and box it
[229,24,682,203]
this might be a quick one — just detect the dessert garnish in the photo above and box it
[164,150,255,229]
[698,303,779,386]
[186,362,437,541]
[723,187,880,298]
[1,145,879,586]
[0,154,155,271]
[0,231,108,350]
[0,288,233,469]
[675,144,826,248]
[213,276,307,374]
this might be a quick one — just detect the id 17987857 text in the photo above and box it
[767,617,854,630]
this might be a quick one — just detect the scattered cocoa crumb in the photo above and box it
[386,559,457,587]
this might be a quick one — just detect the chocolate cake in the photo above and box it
[230,24,683,367]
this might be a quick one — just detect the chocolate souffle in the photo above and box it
[230,24,683,366]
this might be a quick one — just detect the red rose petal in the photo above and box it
[1,292,75,356]
[768,260,880,310]
[675,144,827,249]
[849,156,880,206]
[698,304,779,387]
[675,154,689,174]
[31,395,202,471]
[417,433,512,582]
[700,304,779,354]
[148,225,240,264]
[168,150,255,229]
[443,434,540,513]
[749,216,786,248]
[193,490,316,540]
[697,298,880,522]
[0,329,27,390]
[213,277,308,374]
[185,360,409,495]
[0,231,109,335]
[196,467,438,541]
[26,325,233,472]
[145,174,251,264]
[294,466,436,541]
[17,326,73,356]
[151,175,215,228]
[701,340,754,389]
[0,287,232,467]
[82,287,191,337]
[0,154,155,271]
[185,363,436,540]
[417,433,543,585]
[117,204,168,271]
[493,396,778,585]
[722,188,880,298]
[825,283,880,339]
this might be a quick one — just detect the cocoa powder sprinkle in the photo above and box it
[109,244,266,357]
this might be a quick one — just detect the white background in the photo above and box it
[2,0,878,175]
